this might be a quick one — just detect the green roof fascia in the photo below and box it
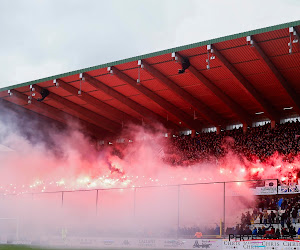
[1,19,299,93]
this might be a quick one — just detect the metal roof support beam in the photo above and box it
[33,85,120,134]
[83,73,180,130]
[173,52,252,125]
[7,90,110,138]
[247,36,300,114]
[141,60,225,127]
[211,44,280,122]
[55,78,139,125]
[109,66,202,130]
[0,98,65,129]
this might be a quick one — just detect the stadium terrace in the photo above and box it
[0,20,300,250]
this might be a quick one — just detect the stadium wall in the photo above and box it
[5,237,300,249]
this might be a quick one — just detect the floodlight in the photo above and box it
[53,79,59,88]
[171,52,178,61]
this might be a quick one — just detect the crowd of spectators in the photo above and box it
[225,195,300,238]
[165,120,300,165]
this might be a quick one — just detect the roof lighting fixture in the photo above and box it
[137,60,144,85]
[28,95,32,104]
[206,44,215,70]
[255,111,264,115]
[107,67,114,75]
[171,52,179,62]
[78,73,84,96]
[29,85,35,97]
[7,90,13,96]
[246,36,254,46]
[283,107,293,110]
[53,79,59,88]
[288,27,299,54]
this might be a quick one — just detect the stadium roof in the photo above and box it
[0,20,299,137]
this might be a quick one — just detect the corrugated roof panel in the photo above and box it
[145,54,173,64]
[200,66,233,81]
[60,74,81,83]
[214,37,246,50]
[179,46,207,57]
[113,84,141,97]
[168,72,201,88]
[181,82,214,97]
[0,92,8,98]
[155,89,190,110]
[22,104,44,114]
[69,80,98,92]
[42,99,67,110]
[212,78,261,111]
[46,86,72,97]
[190,54,224,70]
[121,67,153,82]
[234,60,269,76]
[280,68,300,94]
[101,99,142,120]
[270,53,300,70]
[180,107,209,124]
[59,108,89,121]
[95,74,125,88]
[150,60,180,76]
[129,94,170,118]
[15,86,31,93]
[115,61,139,71]
[3,96,27,106]
[37,80,53,88]
[64,95,87,106]
[218,45,259,64]
[246,72,286,90]
[180,85,233,116]
[87,68,108,77]
[254,28,288,42]
[88,90,114,101]
[258,37,290,57]
[245,73,293,108]
[140,78,167,92]
[82,103,125,123]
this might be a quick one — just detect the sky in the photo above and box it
[0,0,299,89]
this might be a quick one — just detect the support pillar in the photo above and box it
[216,126,221,135]
[243,123,248,134]
[191,130,196,138]
[271,120,276,129]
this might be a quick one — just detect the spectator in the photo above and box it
[275,228,281,239]
[270,211,276,224]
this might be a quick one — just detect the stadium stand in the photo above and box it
[166,120,300,165]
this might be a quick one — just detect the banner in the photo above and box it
[223,239,300,250]
[252,185,300,195]
[6,237,300,249]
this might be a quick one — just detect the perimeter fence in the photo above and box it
[0,179,279,241]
